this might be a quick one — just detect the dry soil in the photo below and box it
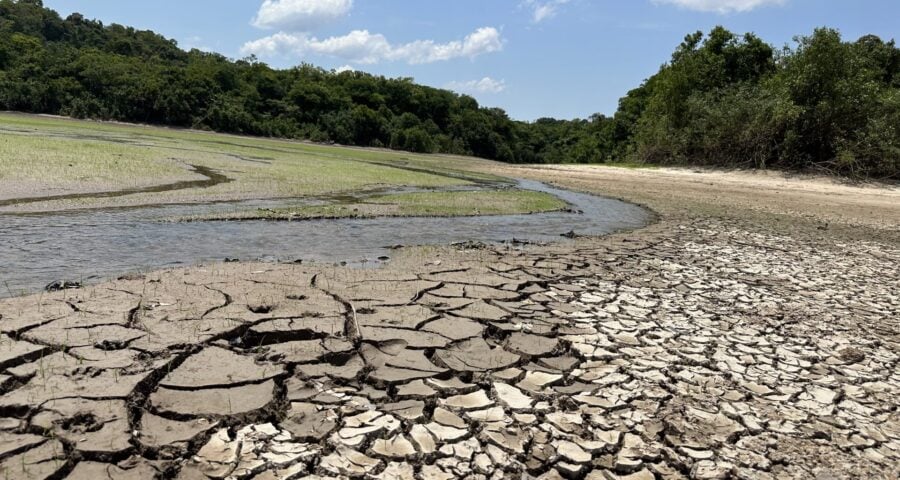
[0,165,897,480]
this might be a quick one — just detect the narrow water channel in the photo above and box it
[0,180,650,297]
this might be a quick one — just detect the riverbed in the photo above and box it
[0,179,650,296]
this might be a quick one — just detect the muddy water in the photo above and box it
[0,180,650,296]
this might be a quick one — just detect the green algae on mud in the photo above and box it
[175,189,569,222]
[0,113,509,211]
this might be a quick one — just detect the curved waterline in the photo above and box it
[0,180,651,297]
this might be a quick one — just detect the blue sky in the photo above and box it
[43,0,899,120]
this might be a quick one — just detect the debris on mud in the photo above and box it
[43,280,82,292]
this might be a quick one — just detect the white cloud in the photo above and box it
[446,77,507,94]
[652,0,786,14]
[241,32,304,57]
[241,27,504,65]
[335,64,355,73]
[252,0,353,31]
[182,36,213,52]
[523,0,571,23]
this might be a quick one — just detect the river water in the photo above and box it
[0,180,650,297]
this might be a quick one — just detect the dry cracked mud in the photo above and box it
[0,168,898,479]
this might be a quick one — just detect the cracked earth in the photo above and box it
[0,168,898,480]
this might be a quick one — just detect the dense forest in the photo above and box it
[1,0,897,178]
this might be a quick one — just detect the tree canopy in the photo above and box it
[619,26,899,178]
[1,1,897,178]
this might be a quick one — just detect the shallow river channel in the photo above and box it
[0,180,650,296]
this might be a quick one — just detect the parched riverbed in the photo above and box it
[0,166,897,480]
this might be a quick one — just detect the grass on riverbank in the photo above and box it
[177,189,567,222]
[0,123,192,197]
[0,113,514,211]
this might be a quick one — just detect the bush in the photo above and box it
[391,127,435,153]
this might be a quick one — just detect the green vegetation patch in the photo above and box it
[0,114,495,208]
[370,190,566,216]
[0,126,190,189]
[179,189,567,222]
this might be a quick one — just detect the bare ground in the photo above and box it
[0,166,897,480]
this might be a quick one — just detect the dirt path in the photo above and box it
[0,166,897,479]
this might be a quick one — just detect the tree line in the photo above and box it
[1,0,897,178]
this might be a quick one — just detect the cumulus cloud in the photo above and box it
[446,77,507,94]
[241,27,504,65]
[652,0,786,14]
[522,0,571,23]
[252,0,353,31]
